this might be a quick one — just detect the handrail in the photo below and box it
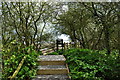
[8,55,27,80]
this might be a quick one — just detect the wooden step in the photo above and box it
[32,74,70,80]
[33,55,71,80]
[39,61,66,65]
[38,55,66,65]
[37,65,68,75]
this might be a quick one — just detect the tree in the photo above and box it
[54,2,120,53]
[1,2,55,50]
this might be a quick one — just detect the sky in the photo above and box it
[58,34,70,43]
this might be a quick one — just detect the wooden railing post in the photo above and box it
[64,42,65,50]
[66,43,68,49]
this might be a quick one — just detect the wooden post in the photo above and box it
[69,42,71,48]
[56,39,64,52]
[66,43,68,49]
[64,42,65,50]
[56,41,58,52]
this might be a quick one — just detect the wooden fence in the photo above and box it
[63,42,81,50]
[40,42,82,54]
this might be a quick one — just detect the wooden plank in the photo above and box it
[37,69,68,75]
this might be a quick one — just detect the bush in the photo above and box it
[63,48,120,80]
[48,52,59,55]
[57,49,64,55]
[2,40,41,80]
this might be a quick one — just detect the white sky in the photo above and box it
[58,34,70,42]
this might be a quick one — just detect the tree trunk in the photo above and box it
[118,26,120,54]
[104,26,110,54]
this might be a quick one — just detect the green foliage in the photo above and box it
[1,2,55,50]
[57,49,64,55]
[63,48,120,80]
[48,52,59,55]
[2,40,41,80]
[55,2,120,51]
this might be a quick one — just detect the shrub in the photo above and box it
[57,49,64,55]
[2,40,41,80]
[63,48,120,80]
[48,52,59,55]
